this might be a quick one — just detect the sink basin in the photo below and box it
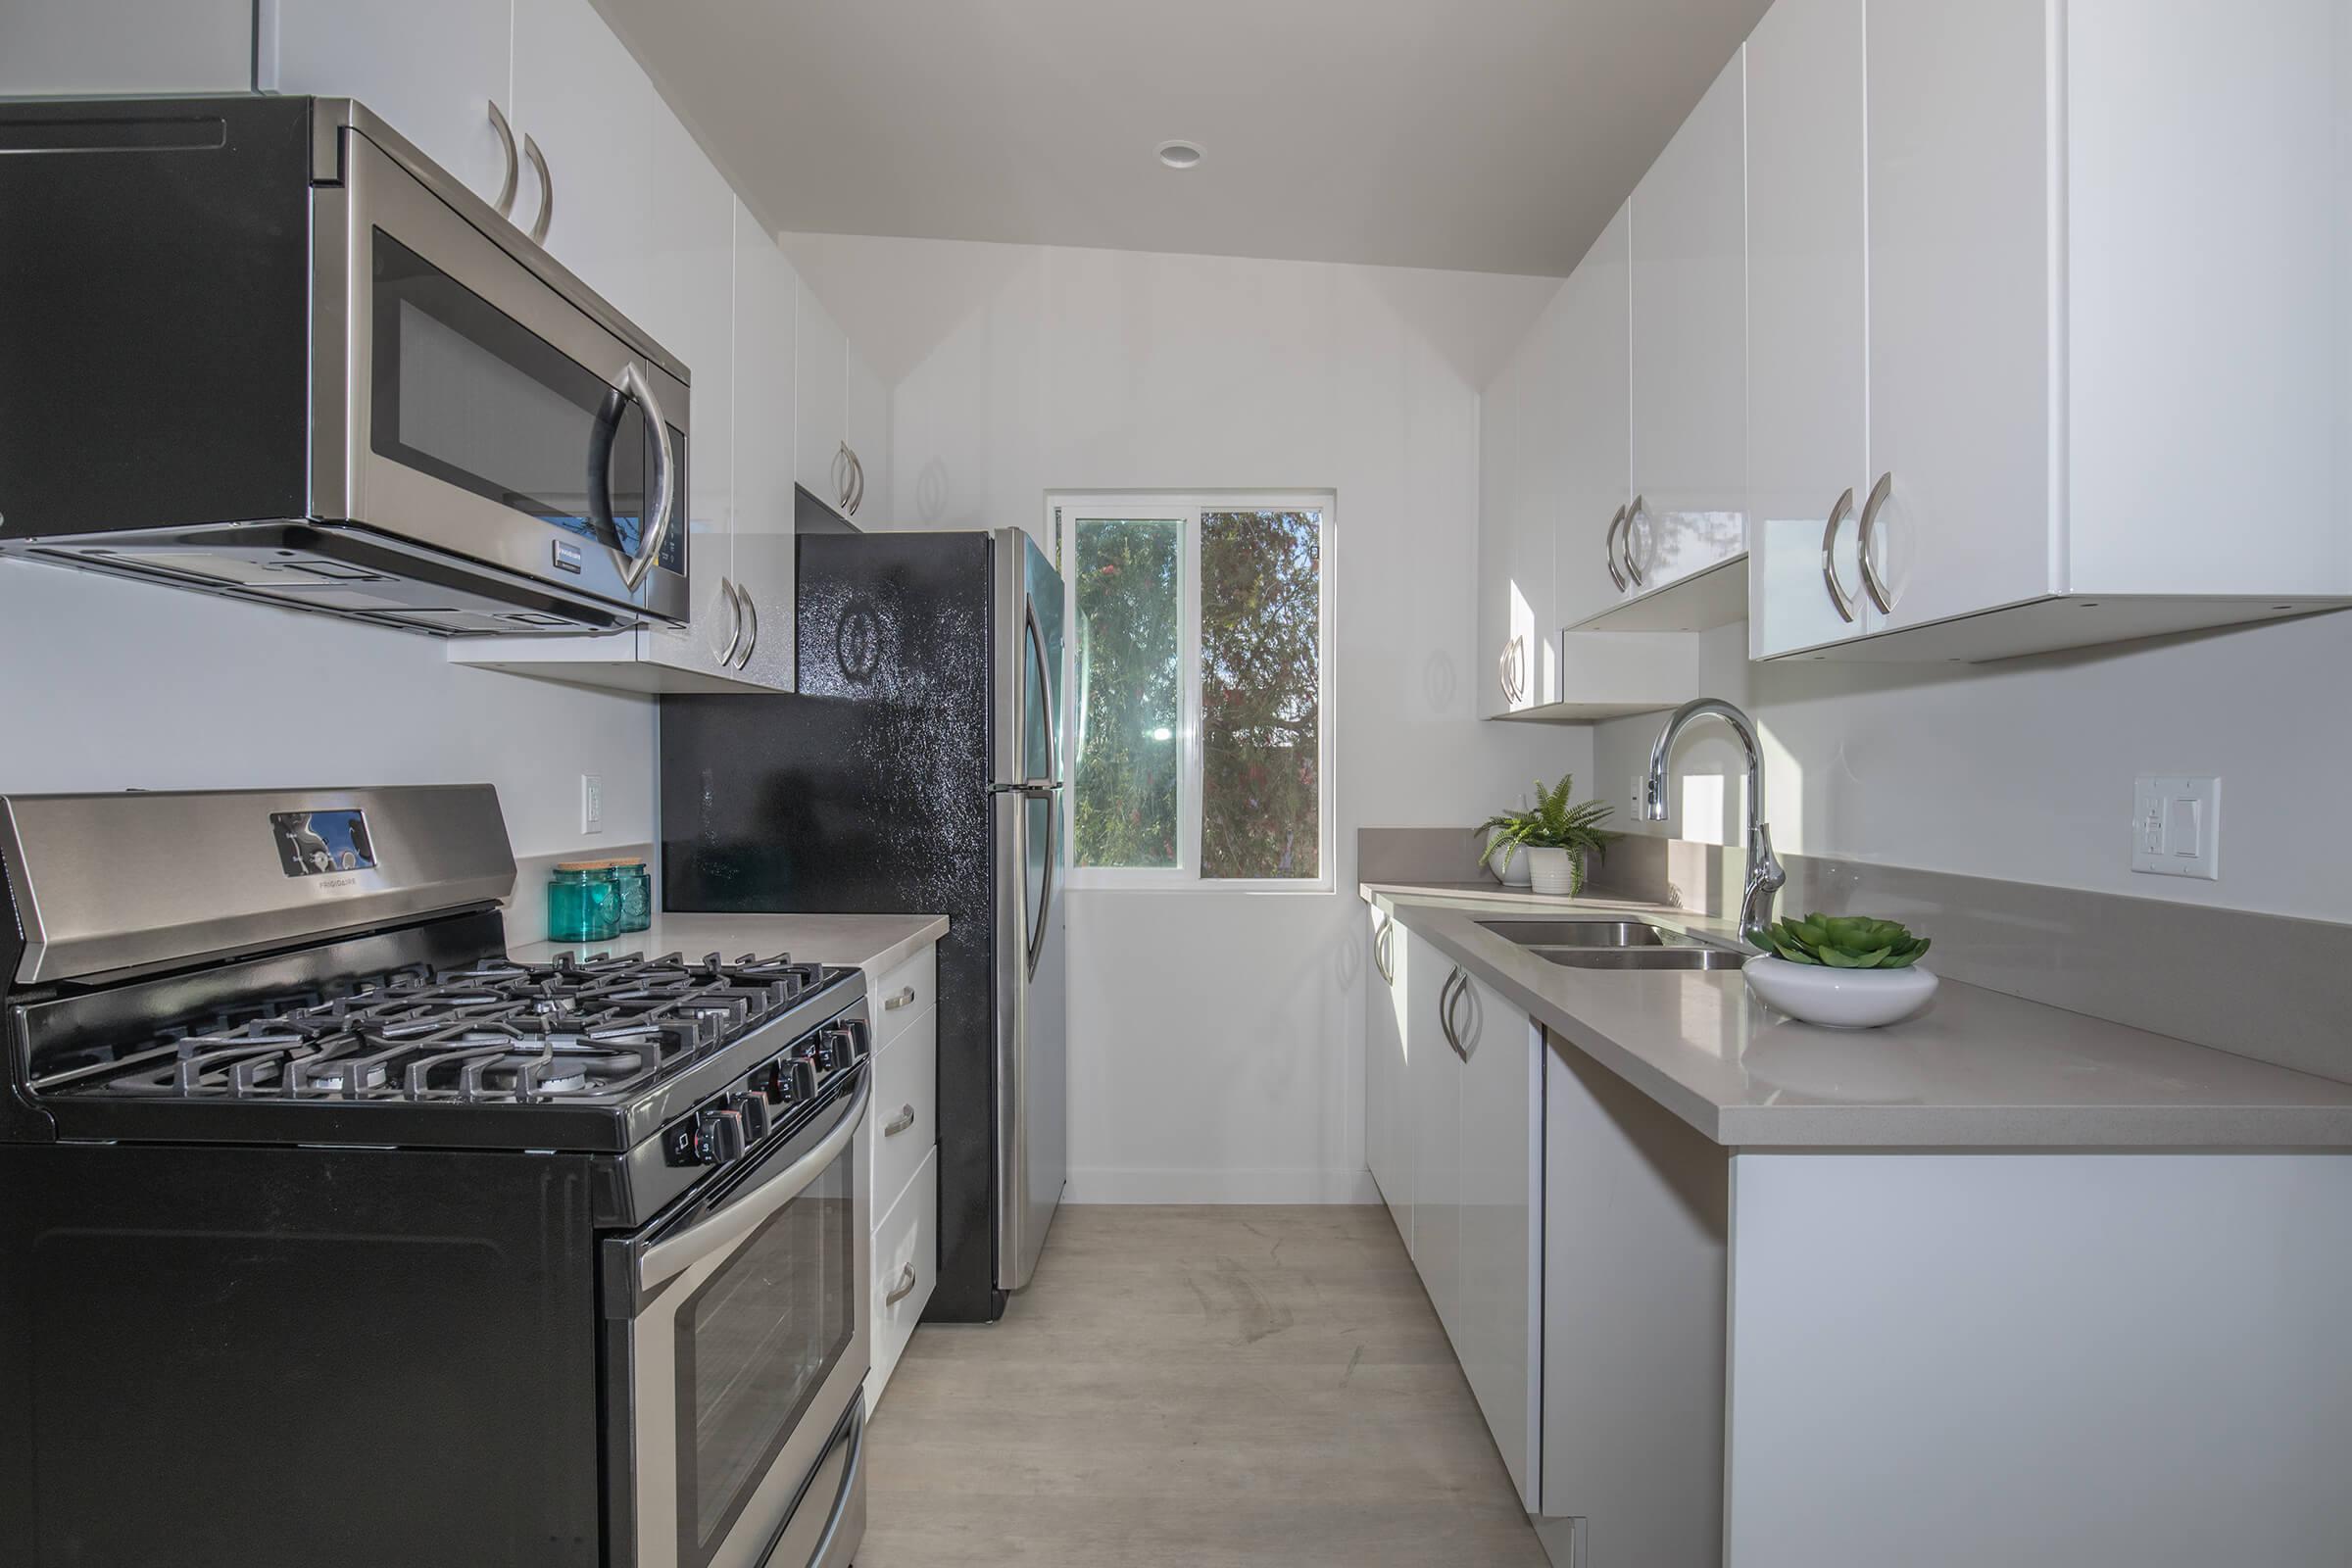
[1474,917,1748,971]
[1476,919,1669,948]
[1533,947,1749,972]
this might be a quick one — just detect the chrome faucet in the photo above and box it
[1643,698,1786,952]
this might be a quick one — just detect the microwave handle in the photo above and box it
[614,361,677,592]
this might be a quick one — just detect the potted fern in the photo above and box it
[1476,774,1615,897]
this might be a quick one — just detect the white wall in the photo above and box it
[1593,612,2352,925]
[0,564,658,863]
[785,232,1591,1201]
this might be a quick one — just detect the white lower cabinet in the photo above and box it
[1391,922,1542,1513]
[864,941,939,1413]
[1365,907,1412,1251]
[868,1145,938,1411]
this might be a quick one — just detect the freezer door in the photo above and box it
[993,528,1067,1292]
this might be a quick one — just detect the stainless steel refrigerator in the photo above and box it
[660,525,1066,1320]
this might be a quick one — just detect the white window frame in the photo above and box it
[1051,491,1336,895]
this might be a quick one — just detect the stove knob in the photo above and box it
[734,1093,771,1143]
[695,1106,748,1165]
[755,1060,791,1105]
[792,1057,821,1101]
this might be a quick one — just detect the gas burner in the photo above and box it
[63,950,858,1107]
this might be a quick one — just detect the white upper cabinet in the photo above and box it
[844,345,891,525]
[509,0,655,317]
[1478,329,1550,714]
[1744,0,1871,658]
[730,203,800,692]
[270,0,516,211]
[1757,0,2352,660]
[1860,0,2050,637]
[1627,50,1748,597]
[795,280,852,515]
[1551,202,1633,632]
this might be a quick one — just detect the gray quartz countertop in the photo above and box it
[509,911,948,978]
[1364,881,2352,1150]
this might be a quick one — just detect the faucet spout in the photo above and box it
[1643,698,1785,952]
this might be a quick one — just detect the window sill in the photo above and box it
[1064,873,1338,897]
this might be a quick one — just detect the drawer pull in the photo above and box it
[884,1263,918,1305]
[883,985,918,1011]
[884,1103,917,1137]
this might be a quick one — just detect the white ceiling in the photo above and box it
[594,0,1771,277]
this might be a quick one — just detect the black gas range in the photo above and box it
[0,787,873,1568]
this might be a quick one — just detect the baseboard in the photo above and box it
[1064,1167,1381,1204]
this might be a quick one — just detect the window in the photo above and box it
[1055,494,1332,890]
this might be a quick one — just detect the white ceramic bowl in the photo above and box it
[1742,955,1938,1029]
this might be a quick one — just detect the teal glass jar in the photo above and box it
[548,861,620,944]
[611,859,652,934]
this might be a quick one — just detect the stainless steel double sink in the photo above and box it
[1475,918,1750,971]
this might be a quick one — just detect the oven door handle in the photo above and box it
[638,1068,870,1294]
[763,1394,866,1568]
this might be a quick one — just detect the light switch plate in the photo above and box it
[2132,775,2219,879]
[580,773,605,835]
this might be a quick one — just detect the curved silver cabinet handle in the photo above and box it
[846,447,865,515]
[522,133,552,246]
[733,583,758,669]
[1857,470,1896,614]
[1819,486,1858,624]
[1604,505,1629,593]
[883,1103,917,1137]
[1623,495,1648,589]
[486,101,518,218]
[1497,644,1512,704]
[1438,969,1466,1059]
[883,984,918,1010]
[1373,912,1395,985]
[836,441,855,512]
[613,362,675,592]
[714,576,744,666]
[884,1263,919,1305]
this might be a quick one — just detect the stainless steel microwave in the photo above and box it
[0,94,690,635]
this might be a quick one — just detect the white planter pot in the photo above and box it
[1525,846,1581,898]
[1485,830,1533,887]
[1743,956,1938,1029]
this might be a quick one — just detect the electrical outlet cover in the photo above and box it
[581,773,605,835]
[2132,775,2219,879]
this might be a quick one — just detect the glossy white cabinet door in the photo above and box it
[510,0,654,318]
[271,0,514,209]
[1745,0,1873,657]
[731,204,800,692]
[1478,338,1549,713]
[1452,967,1541,1510]
[1551,202,1632,632]
[632,100,741,680]
[2064,0,2352,599]
[794,279,851,514]
[1405,929,1462,1344]
[1365,907,1412,1254]
[1628,49,1748,595]
[844,345,890,526]
[1863,0,2052,631]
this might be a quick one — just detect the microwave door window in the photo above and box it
[368,231,681,575]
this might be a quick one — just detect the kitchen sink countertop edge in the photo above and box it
[510,911,950,978]
[1363,880,2352,1150]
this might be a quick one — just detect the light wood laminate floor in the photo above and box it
[858,1205,1549,1566]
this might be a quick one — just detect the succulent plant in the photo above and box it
[1763,912,1933,969]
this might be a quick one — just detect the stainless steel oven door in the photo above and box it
[610,1065,872,1568]
[312,123,692,625]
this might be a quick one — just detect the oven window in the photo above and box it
[676,1140,856,1558]
[369,230,683,572]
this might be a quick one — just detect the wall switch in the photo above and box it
[2132,775,2218,879]
[580,773,605,835]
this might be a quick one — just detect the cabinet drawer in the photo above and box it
[869,1005,936,1222]
[867,1145,937,1412]
[866,943,936,1051]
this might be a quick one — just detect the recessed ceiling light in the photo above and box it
[1156,140,1203,171]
